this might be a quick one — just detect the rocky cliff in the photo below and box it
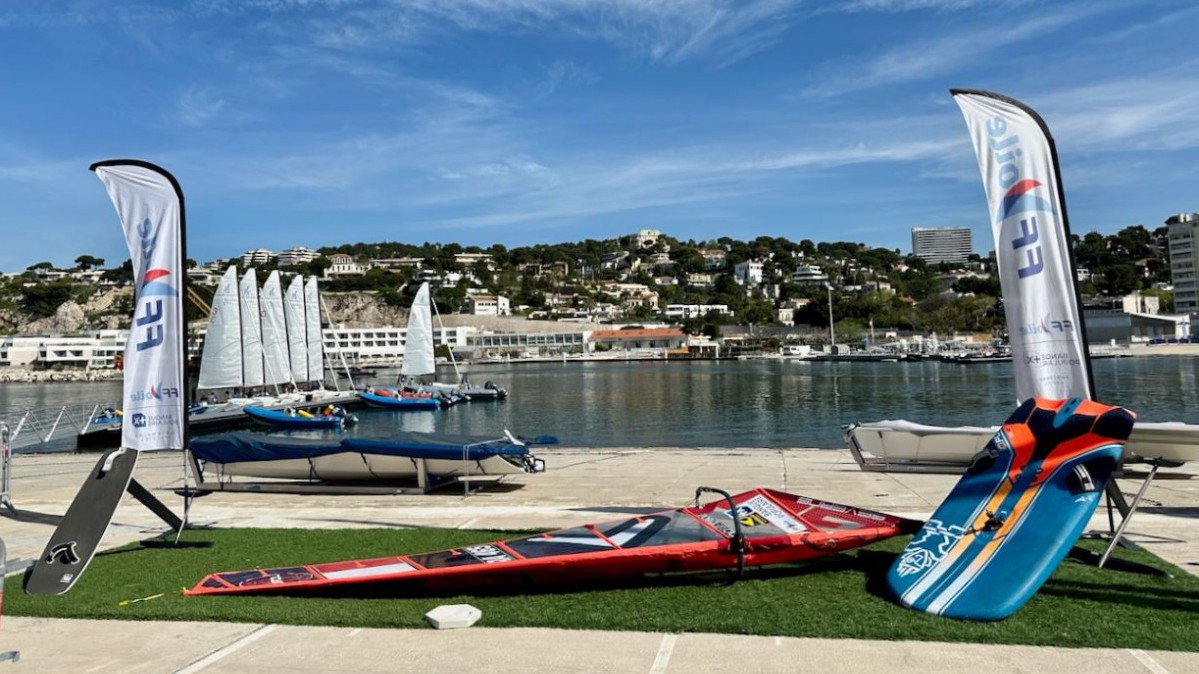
[1,287,409,334]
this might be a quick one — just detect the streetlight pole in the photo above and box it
[826,282,836,358]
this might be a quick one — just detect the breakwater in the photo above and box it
[0,368,122,384]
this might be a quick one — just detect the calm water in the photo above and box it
[3,357,1199,450]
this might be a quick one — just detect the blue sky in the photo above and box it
[1,0,1197,271]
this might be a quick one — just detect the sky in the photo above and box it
[1,0,1197,271]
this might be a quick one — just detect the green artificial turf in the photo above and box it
[5,527,1198,650]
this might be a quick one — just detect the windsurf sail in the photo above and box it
[197,266,242,391]
[953,89,1092,402]
[304,277,324,384]
[401,282,435,378]
[94,161,187,451]
[284,275,308,384]
[186,488,919,596]
[239,268,265,389]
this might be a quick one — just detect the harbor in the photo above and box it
[6,355,1199,455]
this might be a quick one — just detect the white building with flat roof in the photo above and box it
[0,330,127,369]
[911,227,973,265]
[734,261,765,286]
[1167,212,1199,314]
[465,294,511,316]
[242,248,276,266]
[278,246,318,267]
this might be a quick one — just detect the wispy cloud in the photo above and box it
[826,0,1021,13]
[1035,66,1199,152]
[256,0,803,67]
[175,87,227,127]
[536,60,595,98]
[802,5,1103,97]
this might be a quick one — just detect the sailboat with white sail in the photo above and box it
[389,282,467,406]
[196,267,349,417]
[400,282,507,402]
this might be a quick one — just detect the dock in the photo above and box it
[75,390,366,448]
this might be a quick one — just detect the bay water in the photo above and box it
[2,357,1197,451]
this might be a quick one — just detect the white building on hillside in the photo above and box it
[734,260,765,286]
[242,248,275,266]
[324,254,367,277]
[0,330,127,369]
[633,229,663,248]
[911,227,973,265]
[465,294,511,316]
[278,246,318,267]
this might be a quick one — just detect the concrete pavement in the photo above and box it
[1,446,1197,673]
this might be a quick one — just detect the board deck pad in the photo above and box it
[887,397,1135,621]
[187,488,921,596]
[24,448,140,595]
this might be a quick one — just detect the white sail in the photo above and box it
[260,271,292,387]
[197,266,243,390]
[401,282,436,377]
[239,268,265,388]
[284,275,308,384]
[93,161,186,451]
[304,277,324,383]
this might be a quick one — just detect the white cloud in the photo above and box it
[176,87,227,127]
[802,5,1104,97]
[258,0,802,67]
[827,0,1020,13]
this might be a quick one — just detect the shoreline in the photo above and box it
[3,343,1198,384]
[0,368,122,384]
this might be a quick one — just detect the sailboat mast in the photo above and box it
[430,289,461,380]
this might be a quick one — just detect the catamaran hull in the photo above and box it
[189,431,545,482]
[206,453,531,481]
[847,420,1199,470]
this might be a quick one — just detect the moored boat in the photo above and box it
[188,430,548,481]
[358,389,441,410]
[243,405,356,430]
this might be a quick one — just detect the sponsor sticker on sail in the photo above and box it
[952,90,1090,401]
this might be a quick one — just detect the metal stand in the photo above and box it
[0,537,20,664]
[0,424,14,515]
[126,478,183,530]
[1098,459,1177,568]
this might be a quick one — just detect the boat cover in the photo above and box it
[186,487,921,596]
[190,432,532,464]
